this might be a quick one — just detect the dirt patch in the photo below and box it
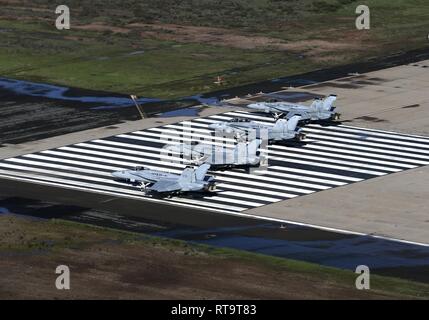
[127,23,362,54]
[62,20,366,55]
[74,22,130,34]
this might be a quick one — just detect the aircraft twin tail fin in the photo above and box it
[247,139,261,156]
[273,117,300,133]
[194,163,211,181]
[322,94,337,111]
[273,119,288,132]
[180,167,196,183]
[233,139,261,164]
[181,164,210,183]
[287,116,301,132]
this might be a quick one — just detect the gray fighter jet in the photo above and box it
[112,164,216,195]
[164,139,262,168]
[208,116,305,142]
[247,94,340,122]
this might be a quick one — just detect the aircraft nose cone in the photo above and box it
[111,171,125,179]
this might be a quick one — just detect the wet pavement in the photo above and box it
[1,47,429,144]
[2,47,429,284]
[1,195,428,284]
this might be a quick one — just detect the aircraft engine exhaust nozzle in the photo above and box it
[205,182,217,192]
[332,112,341,121]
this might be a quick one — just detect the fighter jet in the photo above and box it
[208,116,305,142]
[164,139,263,168]
[111,163,216,196]
[247,94,340,122]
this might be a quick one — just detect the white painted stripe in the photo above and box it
[218,170,329,191]
[23,153,130,171]
[0,171,245,213]
[311,139,429,161]
[224,112,276,122]
[306,132,429,155]
[179,121,211,128]
[30,147,363,188]
[339,124,429,140]
[303,127,429,150]
[41,150,184,172]
[55,147,187,169]
[117,133,179,145]
[1,172,428,246]
[204,196,264,207]
[252,170,347,186]
[0,168,145,196]
[231,110,276,120]
[205,116,274,127]
[220,110,429,143]
[299,143,429,166]
[152,129,237,148]
[214,175,306,195]
[164,124,213,134]
[147,127,236,143]
[309,123,429,144]
[268,145,416,169]
[0,161,262,210]
[20,149,270,207]
[192,118,226,125]
[269,166,363,182]
[144,127,402,175]
[92,139,176,154]
[5,158,116,177]
[168,197,246,212]
[36,150,278,206]
[260,148,401,172]
[166,124,242,143]
[127,131,237,151]
[128,131,234,148]
[267,155,386,176]
[216,183,294,198]
[75,142,194,164]
[219,191,281,203]
[0,162,129,187]
[206,115,234,120]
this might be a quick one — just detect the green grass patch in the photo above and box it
[0,0,428,98]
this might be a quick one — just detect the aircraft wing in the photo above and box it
[270,105,292,113]
[148,179,181,193]
[285,110,310,120]
[229,123,252,134]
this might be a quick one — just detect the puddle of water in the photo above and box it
[0,77,161,108]
[271,78,317,85]
[2,195,429,282]
[152,225,429,271]
[186,94,220,106]
[0,207,9,214]
[156,107,201,118]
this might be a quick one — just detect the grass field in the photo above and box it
[1,214,429,299]
[0,0,428,98]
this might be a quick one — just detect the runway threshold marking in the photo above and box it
[0,110,429,231]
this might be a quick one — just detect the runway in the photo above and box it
[1,110,428,217]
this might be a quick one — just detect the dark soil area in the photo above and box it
[1,214,427,299]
